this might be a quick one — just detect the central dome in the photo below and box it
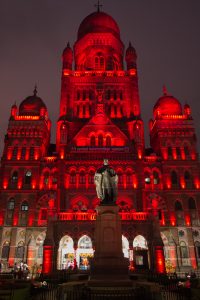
[77,11,120,40]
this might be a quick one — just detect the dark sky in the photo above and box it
[0,0,200,153]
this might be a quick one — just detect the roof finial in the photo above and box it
[33,84,37,96]
[163,85,167,96]
[95,0,103,12]
[67,42,70,48]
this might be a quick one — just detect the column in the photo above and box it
[9,228,18,266]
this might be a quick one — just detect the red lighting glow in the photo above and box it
[155,246,165,273]
[170,213,176,226]
[3,179,8,189]
[185,215,191,226]
[43,246,53,274]
[15,116,40,120]
[28,214,34,226]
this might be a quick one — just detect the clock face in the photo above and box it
[26,171,32,177]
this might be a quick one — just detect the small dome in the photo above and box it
[19,87,46,116]
[77,11,120,40]
[126,42,136,57]
[153,88,182,118]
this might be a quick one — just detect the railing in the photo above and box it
[58,212,149,221]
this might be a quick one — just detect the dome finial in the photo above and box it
[95,0,103,12]
[33,84,37,96]
[163,85,168,96]
[67,42,70,48]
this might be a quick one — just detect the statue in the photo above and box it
[94,159,118,205]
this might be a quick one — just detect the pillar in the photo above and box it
[9,228,18,266]
[27,238,36,268]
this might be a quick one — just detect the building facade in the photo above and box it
[0,9,200,274]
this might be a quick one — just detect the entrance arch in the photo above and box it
[122,235,129,258]
[77,235,94,270]
[133,235,149,269]
[58,235,74,270]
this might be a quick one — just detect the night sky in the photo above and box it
[0,0,200,153]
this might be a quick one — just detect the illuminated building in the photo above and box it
[0,8,199,274]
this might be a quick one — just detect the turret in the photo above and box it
[62,42,73,71]
[125,42,137,70]
[10,103,17,118]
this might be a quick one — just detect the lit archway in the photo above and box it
[77,235,94,270]
[122,235,129,258]
[58,235,74,270]
[133,235,149,270]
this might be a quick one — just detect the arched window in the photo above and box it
[188,197,196,210]
[77,90,80,100]
[11,171,18,183]
[2,241,10,259]
[89,90,94,100]
[171,171,178,185]
[88,171,94,184]
[153,171,160,185]
[78,235,92,249]
[118,172,123,185]
[52,173,58,186]
[90,135,96,147]
[126,172,132,185]
[106,136,111,147]
[95,56,99,69]
[133,235,148,249]
[21,147,26,159]
[40,209,47,221]
[107,57,113,70]
[168,147,172,157]
[70,172,76,184]
[180,241,189,259]
[8,198,15,210]
[175,200,183,211]
[184,146,190,156]
[30,147,34,159]
[122,235,129,258]
[98,135,103,147]
[15,241,24,259]
[24,170,32,185]
[13,147,18,159]
[60,124,67,144]
[195,241,200,260]
[79,171,85,184]
[83,90,86,100]
[184,170,190,181]
[176,147,181,157]
[21,201,29,211]
[43,172,49,187]
[95,54,105,70]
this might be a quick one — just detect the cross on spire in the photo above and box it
[95,0,103,12]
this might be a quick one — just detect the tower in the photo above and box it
[0,8,199,275]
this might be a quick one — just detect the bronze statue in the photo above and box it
[94,159,118,205]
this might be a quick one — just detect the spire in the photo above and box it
[33,84,37,96]
[95,0,103,12]
[163,85,168,96]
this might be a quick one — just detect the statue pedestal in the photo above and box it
[90,205,130,284]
